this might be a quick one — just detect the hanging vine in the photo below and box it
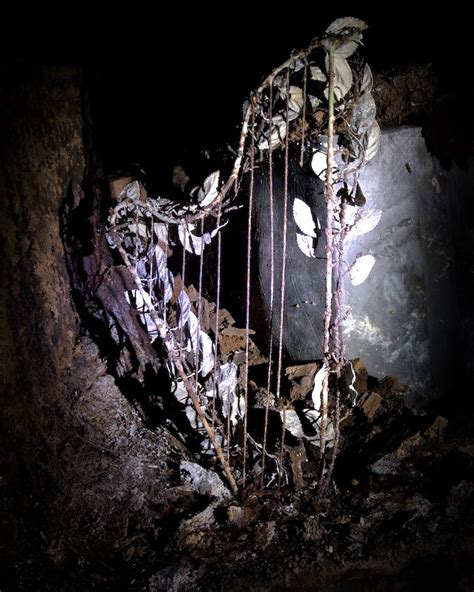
[105,17,379,495]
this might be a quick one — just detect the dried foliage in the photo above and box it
[105,17,379,494]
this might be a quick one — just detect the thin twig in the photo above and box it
[242,98,256,485]
[321,389,341,493]
[277,69,291,488]
[211,202,223,428]
[320,43,335,464]
[299,58,308,168]
[180,230,187,348]
[194,217,205,386]
[261,79,275,487]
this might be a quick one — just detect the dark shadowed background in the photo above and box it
[1,4,470,185]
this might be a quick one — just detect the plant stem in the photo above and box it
[320,43,335,460]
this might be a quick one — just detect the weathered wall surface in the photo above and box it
[0,66,177,588]
[0,65,84,451]
[253,127,473,403]
[344,127,474,402]
[0,64,85,581]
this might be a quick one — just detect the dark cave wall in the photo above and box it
[0,66,182,589]
[0,65,84,455]
[0,65,86,567]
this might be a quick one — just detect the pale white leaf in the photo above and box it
[325,16,367,59]
[311,149,339,182]
[281,409,305,438]
[200,331,215,377]
[311,363,328,412]
[310,66,326,82]
[184,403,205,432]
[180,460,230,500]
[178,220,227,255]
[350,254,376,286]
[343,204,359,228]
[303,408,320,431]
[345,361,358,404]
[296,233,315,257]
[292,58,305,72]
[155,245,173,303]
[149,196,173,210]
[177,290,191,327]
[309,95,321,109]
[325,17,368,35]
[333,40,359,59]
[178,223,205,255]
[293,198,317,237]
[235,394,246,423]
[187,311,200,356]
[273,74,284,90]
[280,85,304,120]
[351,93,377,136]
[185,311,215,377]
[258,115,287,150]
[361,63,373,94]
[173,380,189,404]
[153,222,168,244]
[119,180,140,201]
[216,362,238,421]
[209,219,228,239]
[325,54,353,101]
[198,171,220,207]
[132,221,148,239]
[124,289,142,311]
[302,408,336,447]
[216,362,244,427]
[347,209,382,239]
[311,150,326,179]
[136,260,147,278]
[364,120,381,162]
[125,290,164,339]
[154,244,168,279]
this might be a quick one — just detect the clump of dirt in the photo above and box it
[373,65,437,126]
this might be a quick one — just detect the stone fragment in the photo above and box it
[180,461,231,500]
[361,392,382,420]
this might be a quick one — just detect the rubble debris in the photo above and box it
[285,362,319,400]
[180,461,231,501]
[109,176,147,202]
[285,362,319,382]
[360,391,382,420]
[377,375,408,396]
[424,415,448,443]
[286,442,308,489]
